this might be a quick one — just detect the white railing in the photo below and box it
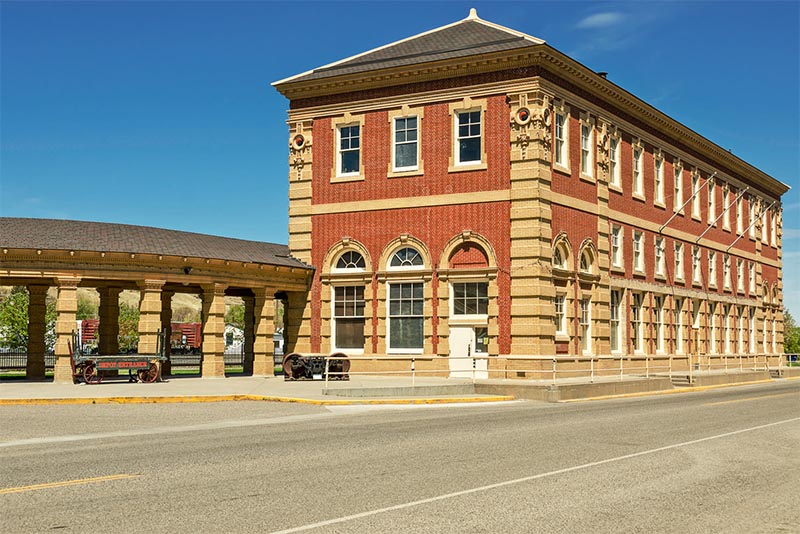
[319,352,794,388]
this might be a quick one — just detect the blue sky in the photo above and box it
[1,1,798,310]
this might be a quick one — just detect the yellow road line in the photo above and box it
[703,391,799,407]
[0,474,139,495]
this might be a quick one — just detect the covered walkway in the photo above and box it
[0,218,313,383]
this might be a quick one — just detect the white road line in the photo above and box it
[268,416,800,534]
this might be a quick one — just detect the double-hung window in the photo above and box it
[692,246,702,285]
[737,259,744,293]
[761,208,768,243]
[393,116,418,171]
[748,261,755,293]
[723,254,731,290]
[579,298,591,352]
[609,137,621,188]
[338,125,360,176]
[610,225,623,269]
[748,198,757,239]
[692,173,701,218]
[722,187,730,230]
[655,237,665,277]
[388,283,424,350]
[554,110,568,168]
[736,196,743,234]
[674,242,684,281]
[654,155,664,204]
[334,286,365,350]
[580,121,593,178]
[709,251,717,287]
[633,231,644,273]
[610,290,622,352]
[708,181,716,224]
[654,296,664,353]
[456,110,481,165]
[674,297,684,354]
[633,146,643,197]
[631,293,643,352]
[554,294,567,335]
[673,165,683,211]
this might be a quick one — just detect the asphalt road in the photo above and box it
[1,381,799,533]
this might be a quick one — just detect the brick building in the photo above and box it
[273,9,788,377]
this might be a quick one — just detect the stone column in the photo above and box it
[243,294,255,375]
[201,283,227,378]
[26,285,49,380]
[53,277,80,384]
[284,291,311,355]
[137,280,165,356]
[252,289,275,376]
[98,287,122,355]
[160,290,174,376]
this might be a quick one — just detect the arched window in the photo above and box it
[580,251,592,273]
[390,247,423,269]
[336,251,365,270]
[553,242,569,270]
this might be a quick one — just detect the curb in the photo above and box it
[0,394,516,406]
[560,378,779,403]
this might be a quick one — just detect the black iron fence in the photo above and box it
[0,349,56,370]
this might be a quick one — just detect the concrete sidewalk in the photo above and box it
[0,375,516,406]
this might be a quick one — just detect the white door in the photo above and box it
[449,326,488,379]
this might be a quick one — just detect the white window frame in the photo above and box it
[610,224,623,269]
[748,261,755,293]
[708,251,717,288]
[692,171,701,219]
[633,231,644,274]
[736,195,744,234]
[707,180,716,224]
[554,293,567,336]
[610,289,623,353]
[748,197,757,239]
[579,114,594,179]
[632,293,644,353]
[673,161,683,212]
[761,207,768,243]
[392,115,419,172]
[609,135,621,189]
[386,281,425,354]
[674,297,684,354]
[674,242,684,281]
[336,123,361,178]
[749,308,756,354]
[709,303,718,354]
[722,185,731,230]
[654,295,665,353]
[632,139,644,198]
[723,254,731,290]
[771,211,777,247]
[736,259,744,293]
[454,109,482,166]
[723,304,732,354]
[579,297,592,353]
[654,150,664,205]
[655,237,665,278]
[553,102,570,171]
[332,285,366,354]
[692,246,701,285]
[738,307,746,353]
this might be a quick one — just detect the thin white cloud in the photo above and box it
[575,12,624,29]
[783,228,800,240]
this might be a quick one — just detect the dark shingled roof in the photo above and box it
[0,218,311,269]
[274,11,543,86]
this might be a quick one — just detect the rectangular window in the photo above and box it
[692,246,702,284]
[763,315,769,353]
[692,174,701,218]
[674,166,683,211]
[709,251,717,288]
[393,116,418,171]
[334,286,365,350]
[674,297,684,353]
[737,259,744,292]
[580,124,592,177]
[748,261,755,293]
[338,125,360,175]
[611,225,623,268]
[724,305,732,354]
[722,187,730,230]
[554,294,566,335]
[749,308,756,353]
[388,283,424,350]
[736,196,743,234]
[580,298,591,352]
[709,303,717,354]
[456,111,481,164]
[723,254,731,290]
[453,282,488,315]
[748,199,756,238]
[738,307,746,353]
[655,237,665,277]
[554,111,567,167]
[674,242,684,280]
[654,295,664,353]
[631,293,643,352]
[633,147,643,196]
[654,157,664,204]
[610,290,622,352]
[761,208,768,243]
[771,211,777,246]
[609,138,621,188]
[633,231,644,273]
[708,181,716,224]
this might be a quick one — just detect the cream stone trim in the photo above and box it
[387,105,425,177]
[448,98,488,172]
[379,235,432,271]
[321,238,373,275]
[546,190,781,269]
[311,189,509,215]
[330,113,365,182]
[438,231,498,271]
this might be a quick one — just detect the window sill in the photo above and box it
[692,215,702,222]
[633,193,646,203]
[448,162,487,174]
[331,174,365,184]
[388,168,424,179]
[609,183,623,194]
[387,348,424,355]
[654,201,666,210]
[553,163,571,176]
[655,273,666,282]
[555,334,570,343]
[579,173,595,184]
[672,208,684,216]
[611,265,625,275]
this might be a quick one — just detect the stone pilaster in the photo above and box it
[26,285,49,380]
[201,283,227,378]
[137,280,165,355]
[160,290,174,375]
[284,290,311,354]
[243,294,255,375]
[288,119,314,267]
[98,287,122,355]
[593,119,613,356]
[252,289,275,376]
[508,89,556,356]
[53,277,80,384]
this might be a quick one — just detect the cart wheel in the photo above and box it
[83,363,102,384]
[138,362,159,383]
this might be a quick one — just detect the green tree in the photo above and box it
[784,308,800,354]
[118,302,140,352]
[76,295,98,320]
[0,287,30,350]
[225,304,245,330]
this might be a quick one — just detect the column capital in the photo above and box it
[27,284,49,296]
[55,276,81,289]
[201,282,228,296]
[138,279,166,292]
[252,287,277,301]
